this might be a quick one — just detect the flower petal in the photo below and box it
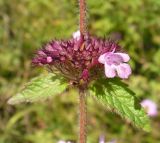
[105,63,116,78]
[116,63,131,79]
[98,52,112,64]
[73,30,80,40]
[98,53,106,64]
[115,53,130,62]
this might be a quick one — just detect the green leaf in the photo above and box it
[89,78,151,132]
[8,73,68,105]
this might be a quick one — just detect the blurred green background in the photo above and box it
[0,0,160,143]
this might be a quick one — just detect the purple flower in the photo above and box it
[98,51,131,79]
[32,30,125,85]
[141,99,158,117]
[99,135,105,143]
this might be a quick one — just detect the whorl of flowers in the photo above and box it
[32,31,131,86]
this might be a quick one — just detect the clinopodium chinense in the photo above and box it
[32,30,131,88]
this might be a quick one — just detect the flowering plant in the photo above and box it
[8,0,150,142]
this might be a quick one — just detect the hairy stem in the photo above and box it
[79,89,87,143]
[79,0,87,35]
[78,0,88,142]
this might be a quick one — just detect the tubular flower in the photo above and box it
[98,51,131,79]
[32,30,126,85]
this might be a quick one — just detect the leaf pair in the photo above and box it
[8,74,150,131]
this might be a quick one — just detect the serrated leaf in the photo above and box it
[8,73,68,105]
[89,78,151,132]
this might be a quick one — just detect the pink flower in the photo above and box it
[98,51,131,79]
[99,135,105,143]
[141,99,158,117]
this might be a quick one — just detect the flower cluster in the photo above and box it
[32,31,131,86]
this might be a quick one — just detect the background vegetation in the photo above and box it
[0,0,160,142]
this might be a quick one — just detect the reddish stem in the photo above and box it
[79,0,87,142]
[79,0,87,35]
[79,89,87,143]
